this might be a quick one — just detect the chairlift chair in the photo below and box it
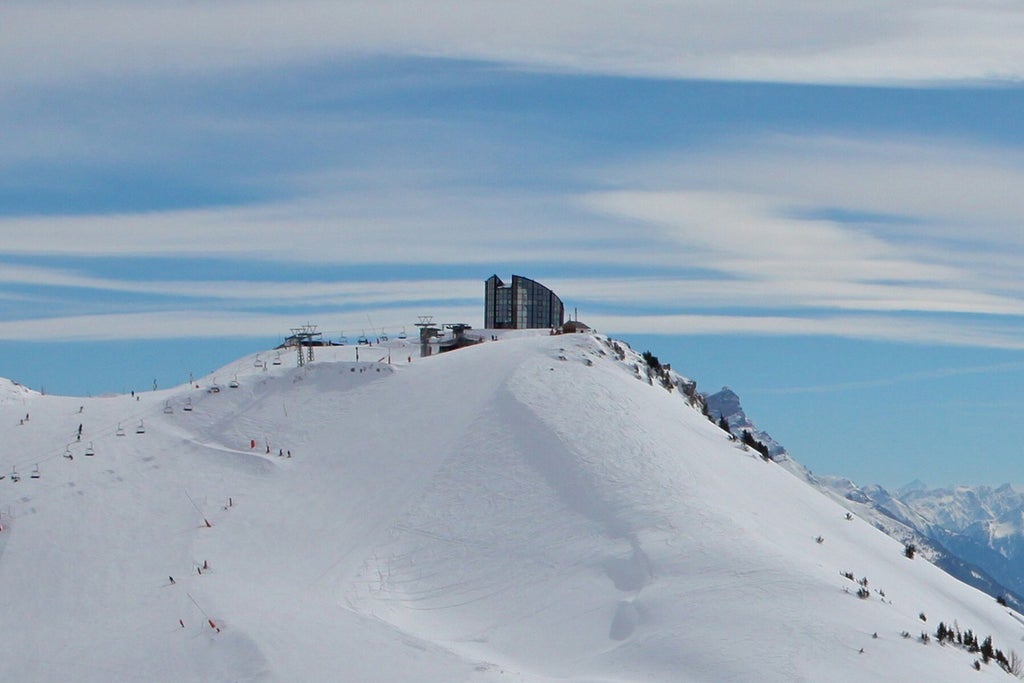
[10,467,19,483]
[30,464,40,479]
[398,327,407,340]
[253,354,263,368]
[85,441,95,456]
[358,331,369,345]
[338,332,348,345]
[183,397,193,412]
[136,420,145,434]
[116,423,126,437]
[272,352,282,365]
[229,376,240,389]
[63,446,74,459]
[163,400,173,414]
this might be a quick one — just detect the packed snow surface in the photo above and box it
[1,332,1022,682]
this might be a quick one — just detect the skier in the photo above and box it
[169,576,175,585]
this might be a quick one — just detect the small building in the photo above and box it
[561,320,591,334]
[484,274,565,330]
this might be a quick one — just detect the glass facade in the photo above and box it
[484,274,564,329]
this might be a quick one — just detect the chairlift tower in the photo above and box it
[289,323,322,366]
[415,315,440,358]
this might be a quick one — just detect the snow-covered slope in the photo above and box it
[855,482,1024,606]
[1,333,1022,682]
[703,385,1024,609]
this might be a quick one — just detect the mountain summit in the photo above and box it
[1,332,1022,681]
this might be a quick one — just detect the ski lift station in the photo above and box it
[270,275,585,362]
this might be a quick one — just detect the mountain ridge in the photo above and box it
[1,331,1023,681]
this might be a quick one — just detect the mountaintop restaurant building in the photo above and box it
[484,274,565,330]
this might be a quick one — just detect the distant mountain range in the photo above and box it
[705,386,1024,609]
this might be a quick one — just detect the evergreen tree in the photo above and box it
[982,635,994,663]
[718,415,731,434]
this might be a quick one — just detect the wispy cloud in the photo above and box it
[0,306,480,343]
[589,313,1024,351]
[6,2,1024,87]
[5,130,1024,348]
[747,360,1024,396]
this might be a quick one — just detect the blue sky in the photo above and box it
[5,1,1024,488]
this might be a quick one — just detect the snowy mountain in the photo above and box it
[703,385,1024,609]
[704,386,788,460]
[850,482,1024,607]
[2,331,1024,682]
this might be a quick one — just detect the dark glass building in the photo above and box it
[484,275,565,329]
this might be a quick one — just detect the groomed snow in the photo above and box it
[0,332,1021,682]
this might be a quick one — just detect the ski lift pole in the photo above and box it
[184,489,212,527]
[185,592,221,632]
